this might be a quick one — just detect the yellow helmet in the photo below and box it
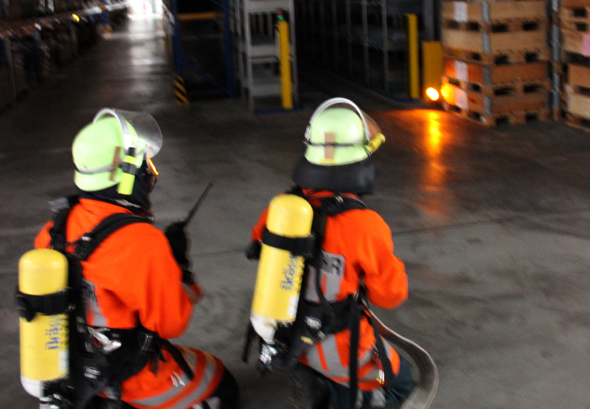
[72,109,162,194]
[293,98,385,193]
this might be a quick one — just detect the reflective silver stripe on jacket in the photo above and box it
[303,334,374,379]
[82,278,107,327]
[370,389,386,407]
[304,250,346,303]
[129,348,218,407]
[167,351,219,409]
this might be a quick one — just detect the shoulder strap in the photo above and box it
[285,187,368,216]
[48,197,150,259]
[285,185,304,197]
[73,213,150,260]
[64,213,150,408]
[319,195,367,216]
[49,195,80,251]
[308,196,375,409]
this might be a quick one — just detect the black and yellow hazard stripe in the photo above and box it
[174,77,189,105]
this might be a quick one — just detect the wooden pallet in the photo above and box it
[443,76,550,97]
[443,18,548,33]
[552,60,566,75]
[444,45,550,65]
[568,63,590,87]
[442,1,547,26]
[442,28,548,56]
[565,84,590,120]
[443,101,550,126]
[561,0,590,26]
[565,112,590,131]
[442,82,549,126]
[561,50,590,67]
[565,82,590,97]
[443,59,549,96]
[562,19,590,32]
[562,29,590,58]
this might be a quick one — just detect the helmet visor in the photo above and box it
[93,109,163,158]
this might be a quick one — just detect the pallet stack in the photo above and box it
[441,0,551,126]
[561,0,590,129]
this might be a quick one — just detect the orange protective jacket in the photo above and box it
[251,190,408,391]
[35,199,223,409]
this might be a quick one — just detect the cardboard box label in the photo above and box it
[454,2,468,22]
[455,60,468,82]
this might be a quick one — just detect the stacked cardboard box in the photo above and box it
[561,0,590,129]
[441,0,551,126]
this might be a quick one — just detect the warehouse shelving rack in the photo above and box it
[163,0,234,101]
[230,0,299,112]
[295,0,422,97]
[0,1,127,111]
[1,34,13,108]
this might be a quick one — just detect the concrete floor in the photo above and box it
[1,16,590,409]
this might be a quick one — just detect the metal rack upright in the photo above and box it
[0,2,127,111]
[164,0,234,102]
[230,0,299,112]
[295,0,423,97]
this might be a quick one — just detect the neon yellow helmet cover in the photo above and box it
[72,109,162,193]
[293,98,385,193]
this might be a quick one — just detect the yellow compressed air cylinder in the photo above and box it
[251,194,314,344]
[19,249,69,398]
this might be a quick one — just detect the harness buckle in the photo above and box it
[139,332,153,352]
[88,327,122,354]
[305,316,322,330]
[259,343,278,366]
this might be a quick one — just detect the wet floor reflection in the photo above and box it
[418,110,453,221]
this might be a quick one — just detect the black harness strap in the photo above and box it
[349,298,361,408]
[320,195,367,216]
[160,339,195,381]
[49,206,154,409]
[288,192,363,409]
[14,289,71,322]
[72,213,149,261]
[49,195,80,251]
[261,227,315,258]
[305,192,395,409]
[364,309,396,387]
[246,188,395,408]
[43,199,194,408]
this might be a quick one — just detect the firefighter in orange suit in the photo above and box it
[246,98,414,408]
[34,109,239,409]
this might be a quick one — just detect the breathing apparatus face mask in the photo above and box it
[303,98,385,165]
[91,108,163,195]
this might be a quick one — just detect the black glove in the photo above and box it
[165,221,190,269]
[245,241,262,260]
